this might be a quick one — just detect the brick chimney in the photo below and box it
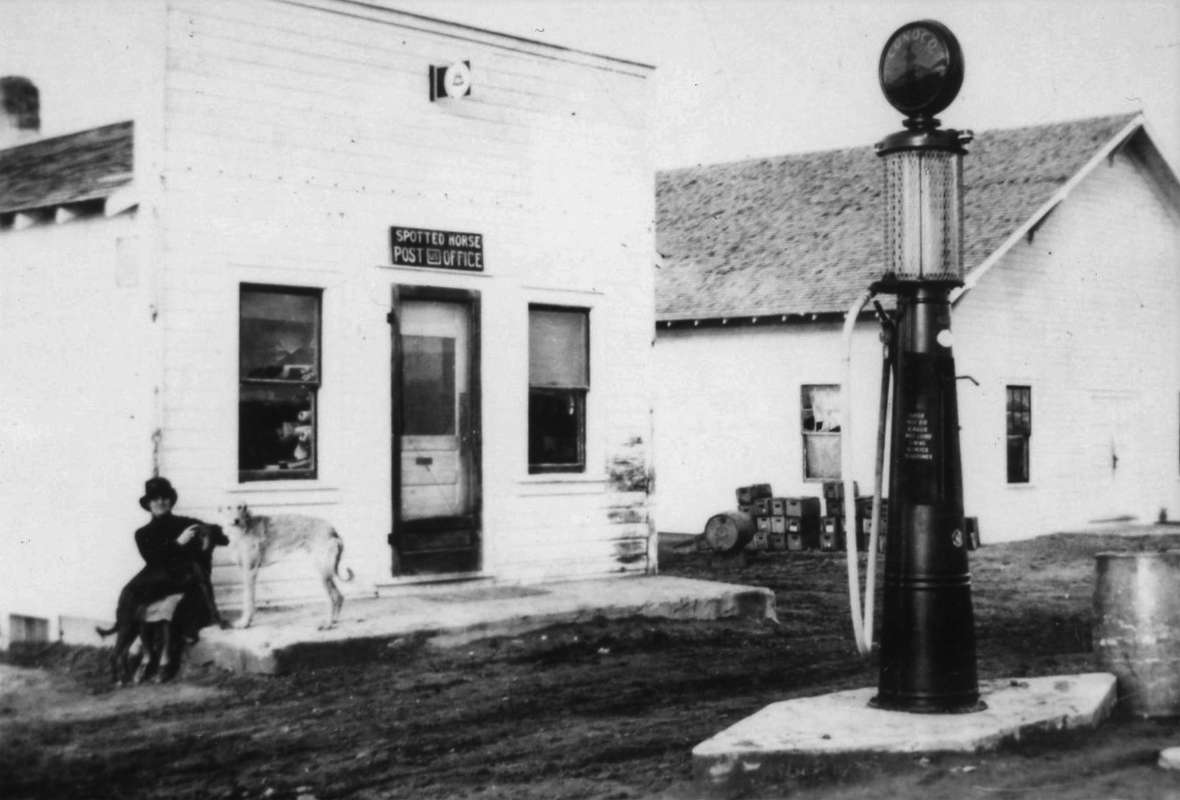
[0,76,40,148]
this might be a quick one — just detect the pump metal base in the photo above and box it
[868,695,987,714]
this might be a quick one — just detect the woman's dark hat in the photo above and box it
[139,477,178,510]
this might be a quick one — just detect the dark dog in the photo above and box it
[96,523,228,686]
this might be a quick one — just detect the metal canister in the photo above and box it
[1094,551,1180,717]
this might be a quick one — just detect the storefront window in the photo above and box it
[239,285,321,480]
[528,306,588,473]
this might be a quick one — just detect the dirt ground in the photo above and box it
[3,529,1180,800]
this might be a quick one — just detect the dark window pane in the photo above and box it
[1007,435,1029,483]
[240,289,319,381]
[529,308,588,388]
[403,335,456,436]
[239,384,315,474]
[529,389,584,469]
[1006,386,1031,483]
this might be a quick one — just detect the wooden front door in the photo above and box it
[390,286,481,575]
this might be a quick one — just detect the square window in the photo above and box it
[529,306,588,473]
[802,384,842,480]
[239,286,321,481]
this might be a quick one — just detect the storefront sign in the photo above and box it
[390,226,484,272]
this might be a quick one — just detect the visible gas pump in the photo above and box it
[842,20,984,713]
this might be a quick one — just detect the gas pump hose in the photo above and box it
[840,290,888,657]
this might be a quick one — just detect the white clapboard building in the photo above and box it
[654,114,1180,543]
[0,1,655,645]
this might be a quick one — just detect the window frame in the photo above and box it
[801,383,842,481]
[527,304,590,475]
[238,283,323,483]
[1006,384,1032,484]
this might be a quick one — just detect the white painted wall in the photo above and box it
[653,321,887,535]
[0,213,157,632]
[653,141,1180,544]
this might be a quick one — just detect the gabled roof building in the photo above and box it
[653,114,1180,542]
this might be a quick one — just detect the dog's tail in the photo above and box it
[331,530,355,583]
[95,624,118,638]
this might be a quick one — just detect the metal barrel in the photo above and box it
[703,511,755,553]
[1094,551,1180,717]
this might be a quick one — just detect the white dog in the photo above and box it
[223,504,354,630]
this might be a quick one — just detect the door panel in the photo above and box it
[1084,391,1133,523]
[392,290,481,575]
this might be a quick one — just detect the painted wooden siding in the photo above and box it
[0,214,157,627]
[154,0,654,600]
[653,322,887,535]
[954,145,1180,541]
[653,143,1180,545]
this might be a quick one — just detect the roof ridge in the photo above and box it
[656,112,1142,177]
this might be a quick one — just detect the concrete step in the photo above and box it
[188,575,777,675]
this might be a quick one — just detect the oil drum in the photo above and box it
[1094,550,1180,717]
[703,511,754,553]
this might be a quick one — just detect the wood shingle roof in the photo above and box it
[655,114,1140,322]
[0,121,133,215]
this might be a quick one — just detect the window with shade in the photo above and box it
[239,285,321,481]
[529,306,589,473]
[1006,385,1031,484]
[801,384,842,480]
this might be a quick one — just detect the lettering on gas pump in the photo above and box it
[904,410,935,461]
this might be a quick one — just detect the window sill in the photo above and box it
[520,473,603,484]
[228,481,341,495]
[1005,482,1037,490]
[517,474,607,495]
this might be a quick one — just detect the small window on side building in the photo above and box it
[239,285,321,481]
[1006,385,1031,484]
[529,306,588,473]
[802,384,841,480]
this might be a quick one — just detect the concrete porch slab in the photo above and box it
[692,672,1118,796]
[188,575,776,675]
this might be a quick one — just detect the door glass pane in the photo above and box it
[529,308,588,388]
[403,335,455,436]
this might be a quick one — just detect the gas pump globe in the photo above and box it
[875,20,971,287]
[870,20,983,713]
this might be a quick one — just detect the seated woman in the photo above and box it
[118,477,222,638]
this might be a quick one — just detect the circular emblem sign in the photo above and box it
[879,20,964,118]
[444,61,472,98]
